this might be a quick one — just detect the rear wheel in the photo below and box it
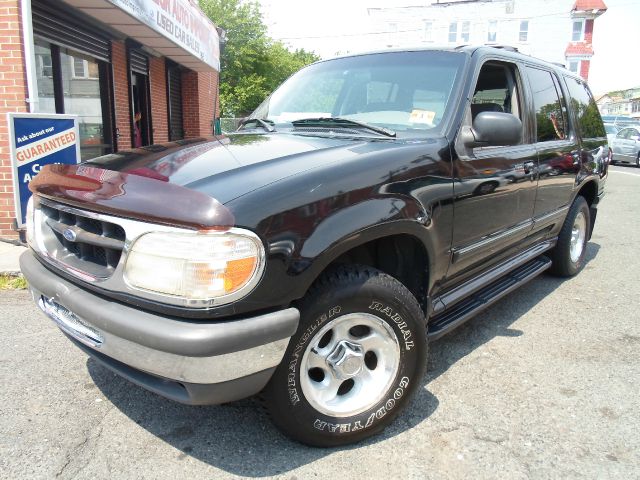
[549,196,590,277]
[262,265,428,446]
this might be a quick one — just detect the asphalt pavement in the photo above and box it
[1,166,639,479]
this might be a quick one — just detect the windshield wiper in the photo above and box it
[291,117,396,138]
[238,118,275,132]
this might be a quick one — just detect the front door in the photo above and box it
[448,59,537,280]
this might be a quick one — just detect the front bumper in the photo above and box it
[20,250,299,404]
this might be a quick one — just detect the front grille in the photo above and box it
[39,202,126,278]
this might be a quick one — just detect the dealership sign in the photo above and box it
[107,0,220,71]
[8,113,81,227]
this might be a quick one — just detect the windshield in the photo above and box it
[250,50,466,138]
[604,124,618,135]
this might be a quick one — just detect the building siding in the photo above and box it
[111,40,131,151]
[367,0,601,68]
[149,56,169,144]
[182,70,219,138]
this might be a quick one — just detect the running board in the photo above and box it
[427,256,552,341]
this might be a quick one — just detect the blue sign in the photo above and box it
[8,113,80,227]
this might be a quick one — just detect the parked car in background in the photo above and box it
[610,125,640,166]
[600,115,640,127]
[604,123,619,149]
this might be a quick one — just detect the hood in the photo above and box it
[85,133,368,204]
[31,132,442,228]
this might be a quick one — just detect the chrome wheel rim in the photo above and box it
[570,211,587,263]
[300,313,400,417]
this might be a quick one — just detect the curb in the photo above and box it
[0,270,23,278]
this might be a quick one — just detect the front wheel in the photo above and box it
[262,265,428,446]
[549,196,590,277]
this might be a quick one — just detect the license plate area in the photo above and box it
[38,295,104,348]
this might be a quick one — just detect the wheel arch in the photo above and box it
[576,179,598,206]
[296,222,433,314]
[574,179,598,240]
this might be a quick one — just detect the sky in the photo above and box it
[257,0,640,95]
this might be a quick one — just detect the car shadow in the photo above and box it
[88,360,439,475]
[89,243,599,476]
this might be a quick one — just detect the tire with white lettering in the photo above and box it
[262,265,428,447]
[549,195,590,277]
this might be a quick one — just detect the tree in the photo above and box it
[199,0,320,117]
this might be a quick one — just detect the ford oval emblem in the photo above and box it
[63,228,77,242]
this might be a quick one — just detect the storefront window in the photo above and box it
[33,37,112,160]
[34,40,56,113]
[60,48,106,160]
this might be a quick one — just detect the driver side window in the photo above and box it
[469,61,524,149]
[471,62,522,123]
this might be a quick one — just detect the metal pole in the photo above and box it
[20,0,38,113]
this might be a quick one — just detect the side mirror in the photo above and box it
[462,111,523,148]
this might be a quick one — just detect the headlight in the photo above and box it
[25,196,35,247]
[124,230,265,305]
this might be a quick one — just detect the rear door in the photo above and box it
[524,66,577,224]
[562,76,608,177]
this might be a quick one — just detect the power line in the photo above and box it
[272,2,639,41]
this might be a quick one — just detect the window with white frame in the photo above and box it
[387,22,398,46]
[423,21,433,42]
[487,20,497,42]
[572,19,585,41]
[448,22,458,43]
[37,53,53,78]
[519,20,529,42]
[461,21,470,42]
[568,60,580,73]
[71,56,99,79]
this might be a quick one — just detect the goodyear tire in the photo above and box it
[549,196,590,277]
[262,265,428,447]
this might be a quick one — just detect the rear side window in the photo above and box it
[564,76,606,139]
[525,66,567,142]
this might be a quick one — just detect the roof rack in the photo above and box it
[484,44,519,52]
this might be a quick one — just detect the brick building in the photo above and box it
[0,0,222,241]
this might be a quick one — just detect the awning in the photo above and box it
[62,0,220,72]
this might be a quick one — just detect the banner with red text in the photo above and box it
[107,0,220,71]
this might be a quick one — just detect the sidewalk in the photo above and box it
[0,241,26,275]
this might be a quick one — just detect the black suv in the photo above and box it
[21,46,608,447]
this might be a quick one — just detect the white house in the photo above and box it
[367,0,607,80]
